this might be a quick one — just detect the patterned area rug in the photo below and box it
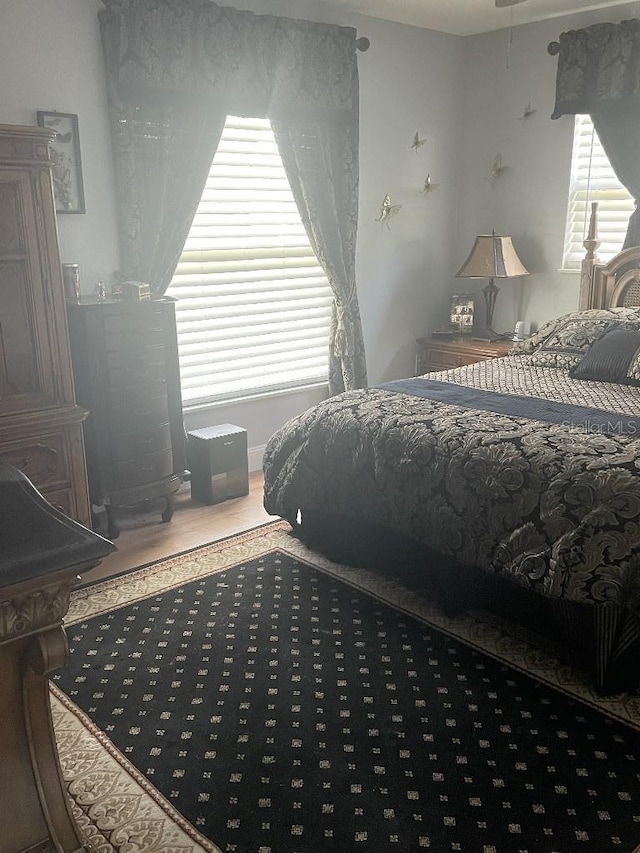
[54,521,640,853]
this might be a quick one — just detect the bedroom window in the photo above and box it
[562,114,634,270]
[167,116,332,407]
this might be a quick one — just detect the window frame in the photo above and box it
[562,114,634,271]
[167,116,333,409]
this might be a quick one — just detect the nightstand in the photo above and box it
[416,336,513,375]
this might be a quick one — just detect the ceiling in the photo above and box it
[320,0,637,37]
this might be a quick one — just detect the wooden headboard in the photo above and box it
[581,202,640,310]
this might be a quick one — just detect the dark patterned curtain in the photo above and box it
[551,19,640,247]
[99,0,367,392]
[106,101,226,295]
[272,119,367,393]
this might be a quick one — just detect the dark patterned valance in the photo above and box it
[98,0,367,392]
[99,0,358,116]
[552,19,640,119]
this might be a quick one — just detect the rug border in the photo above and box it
[68,521,291,621]
[53,683,222,853]
[76,519,287,589]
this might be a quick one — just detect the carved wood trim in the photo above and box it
[0,124,56,164]
[0,581,71,644]
[580,202,600,310]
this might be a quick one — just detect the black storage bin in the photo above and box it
[187,424,249,504]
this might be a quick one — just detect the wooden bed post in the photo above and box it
[580,202,601,309]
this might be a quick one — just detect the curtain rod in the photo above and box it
[548,41,560,55]
[356,37,370,51]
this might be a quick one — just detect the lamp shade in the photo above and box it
[456,233,530,280]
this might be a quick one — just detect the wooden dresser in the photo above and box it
[416,337,513,375]
[66,299,186,538]
[0,124,91,526]
[0,463,115,853]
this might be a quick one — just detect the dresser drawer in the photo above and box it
[113,423,172,463]
[110,376,168,405]
[0,432,69,491]
[106,344,166,373]
[103,308,164,339]
[43,487,73,518]
[104,326,165,354]
[110,395,170,434]
[108,358,168,391]
[114,448,174,489]
[416,338,513,374]
[420,348,468,371]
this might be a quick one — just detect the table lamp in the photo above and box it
[455,230,530,341]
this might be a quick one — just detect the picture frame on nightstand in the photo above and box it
[450,294,474,335]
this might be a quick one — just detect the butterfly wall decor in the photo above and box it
[486,154,507,184]
[375,194,402,228]
[420,174,440,195]
[519,102,536,120]
[410,132,426,153]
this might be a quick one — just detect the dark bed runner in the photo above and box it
[381,378,639,435]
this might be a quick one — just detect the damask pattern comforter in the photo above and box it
[263,355,640,613]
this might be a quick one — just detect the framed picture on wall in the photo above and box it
[36,111,85,214]
[450,294,474,335]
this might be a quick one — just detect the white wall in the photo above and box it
[456,2,640,336]
[344,15,463,384]
[0,0,120,293]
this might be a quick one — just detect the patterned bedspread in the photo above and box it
[263,355,640,612]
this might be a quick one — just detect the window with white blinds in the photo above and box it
[167,116,332,407]
[562,114,634,270]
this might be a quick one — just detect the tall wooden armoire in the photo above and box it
[0,125,91,527]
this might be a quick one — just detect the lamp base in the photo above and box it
[482,279,499,331]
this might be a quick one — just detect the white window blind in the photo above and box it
[562,114,634,270]
[167,116,332,407]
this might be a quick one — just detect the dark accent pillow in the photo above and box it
[569,327,640,384]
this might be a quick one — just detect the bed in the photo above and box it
[263,213,640,694]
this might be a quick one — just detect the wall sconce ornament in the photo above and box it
[420,174,440,195]
[410,132,427,153]
[519,102,536,120]
[375,194,402,228]
[486,154,507,185]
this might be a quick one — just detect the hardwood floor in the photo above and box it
[83,471,274,585]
